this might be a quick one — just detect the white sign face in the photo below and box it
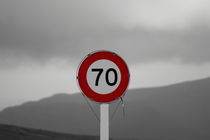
[87,59,121,94]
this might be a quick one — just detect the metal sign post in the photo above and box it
[77,51,130,140]
[100,104,109,140]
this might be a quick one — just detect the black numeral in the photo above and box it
[91,68,103,86]
[91,68,118,86]
[106,68,118,86]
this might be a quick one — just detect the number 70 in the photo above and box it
[91,68,118,86]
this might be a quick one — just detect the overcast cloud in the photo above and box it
[0,0,210,67]
[1,0,210,110]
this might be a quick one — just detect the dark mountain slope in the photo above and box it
[0,124,98,140]
[0,77,210,140]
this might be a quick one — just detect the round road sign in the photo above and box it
[77,51,130,103]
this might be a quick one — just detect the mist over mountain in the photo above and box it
[0,77,210,140]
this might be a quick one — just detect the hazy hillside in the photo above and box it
[0,78,210,140]
[0,124,98,140]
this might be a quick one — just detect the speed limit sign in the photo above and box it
[77,51,130,103]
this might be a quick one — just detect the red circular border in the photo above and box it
[77,51,130,103]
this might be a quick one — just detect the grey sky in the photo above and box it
[0,0,210,67]
[0,0,210,110]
